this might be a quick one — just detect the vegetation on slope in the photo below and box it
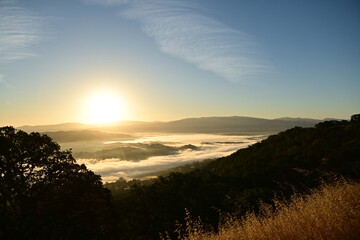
[163,180,360,240]
[107,116,360,239]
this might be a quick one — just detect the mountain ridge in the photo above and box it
[17,116,324,134]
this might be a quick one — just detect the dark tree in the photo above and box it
[351,114,360,122]
[0,127,115,240]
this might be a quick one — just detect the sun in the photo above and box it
[86,91,124,124]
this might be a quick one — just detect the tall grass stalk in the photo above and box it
[166,180,360,240]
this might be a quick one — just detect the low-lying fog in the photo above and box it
[75,134,266,182]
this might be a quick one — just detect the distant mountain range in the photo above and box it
[16,116,335,135]
[114,116,323,134]
[42,130,134,143]
[18,122,92,133]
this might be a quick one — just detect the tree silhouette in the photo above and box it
[351,114,360,122]
[0,127,115,239]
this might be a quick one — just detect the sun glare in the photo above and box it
[86,91,124,124]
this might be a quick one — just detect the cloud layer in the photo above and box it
[77,134,265,182]
[0,0,42,63]
[87,0,269,82]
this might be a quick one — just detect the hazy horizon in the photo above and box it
[13,114,333,128]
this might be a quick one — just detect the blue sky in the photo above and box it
[1,0,359,126]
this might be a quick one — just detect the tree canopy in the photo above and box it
[0,126,115,240]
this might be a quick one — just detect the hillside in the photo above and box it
[18,116,322,134]
[207,119,360,181]
[173,181,360,240]
[106,117,360,239]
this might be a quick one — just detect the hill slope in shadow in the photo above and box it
[107,117,360,239]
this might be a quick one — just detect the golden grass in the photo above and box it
[164,180,360,240]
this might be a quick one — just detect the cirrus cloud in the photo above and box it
[85,0,270,82]
[0,0,43,63]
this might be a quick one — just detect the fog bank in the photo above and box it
[77,134,265,182]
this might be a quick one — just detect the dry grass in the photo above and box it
[164,180,360,240]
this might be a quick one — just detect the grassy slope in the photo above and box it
[171,181,360,240]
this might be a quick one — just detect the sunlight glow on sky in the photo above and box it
[84,90,126,124]
[0,0,359,126]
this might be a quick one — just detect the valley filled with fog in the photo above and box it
[20,116,323,182]
[72,133,266,182]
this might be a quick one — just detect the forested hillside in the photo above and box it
[107,116,360,239]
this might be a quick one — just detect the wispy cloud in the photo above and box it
[86,0,270,82]
[0,0,43,63]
